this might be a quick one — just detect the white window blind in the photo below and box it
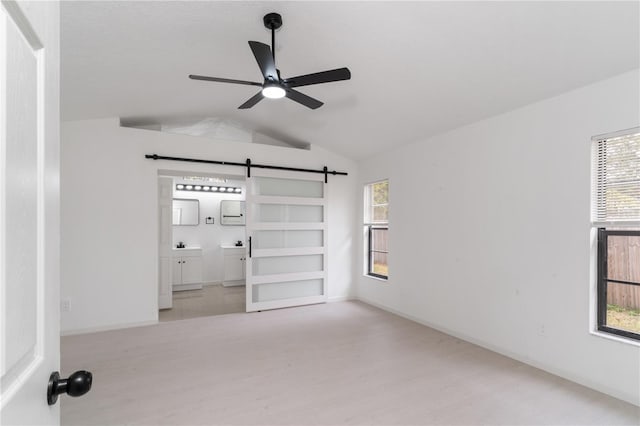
[592,129,640,224]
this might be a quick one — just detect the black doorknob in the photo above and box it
[47,370,93,405]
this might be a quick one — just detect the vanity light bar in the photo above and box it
[176,184,242,194]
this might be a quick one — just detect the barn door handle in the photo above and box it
[248,237,252,258]
[47,370,93,405]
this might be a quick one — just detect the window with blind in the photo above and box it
[592,128,640,341]
[364,180,388,279]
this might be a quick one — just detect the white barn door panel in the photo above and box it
[245,170,328,312]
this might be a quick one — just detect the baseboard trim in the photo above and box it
[61,320,158,336]
[173,283,203,291]
[328,295,354,303]
[354,296,640,407]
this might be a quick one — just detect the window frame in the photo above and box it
[364,180,389,280]
[596,228,640,341]
[591,127,640,343]
[367,225,389,280]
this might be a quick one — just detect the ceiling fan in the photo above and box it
[188,13,351,110]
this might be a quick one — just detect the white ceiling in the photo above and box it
[61,1,639,160]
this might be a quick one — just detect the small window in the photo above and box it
[364,180,388,279]
[592,128,640,341]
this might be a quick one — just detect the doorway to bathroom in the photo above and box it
[158,172,247,322]
[156,163,332,322]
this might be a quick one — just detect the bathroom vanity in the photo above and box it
[221,245,246,287]
[172,247,203,291]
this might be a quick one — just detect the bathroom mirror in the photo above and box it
[172,199,199,225]
[221,200,245,225]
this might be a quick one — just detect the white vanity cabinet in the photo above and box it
[172,248,203,291]
[221,246,246,287]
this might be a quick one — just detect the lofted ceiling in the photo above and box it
[61,1,639,160]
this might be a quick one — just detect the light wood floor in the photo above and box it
[61,301,640,425]
[159,284,245,322]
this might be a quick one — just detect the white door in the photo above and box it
[245,170,328,312]
[1,1,61,424]
[158,177,173,309]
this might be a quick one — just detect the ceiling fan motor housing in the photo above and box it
[263,13,282,30]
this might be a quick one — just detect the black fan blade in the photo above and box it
[189,75,262,87]
[285,89,323,109]
[248,41,277,80]
[238,92,264,109]
[283,67,351,88]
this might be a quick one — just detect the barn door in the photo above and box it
[245,170,328,312]
[0,1,62,424]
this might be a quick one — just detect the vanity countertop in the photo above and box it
[173,247,201,251]
[221,245,245,249]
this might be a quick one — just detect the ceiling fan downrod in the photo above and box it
[263,13,282,65]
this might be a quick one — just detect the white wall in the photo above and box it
[356,69,640,405]
[171,179,246,283]
[61,120,358,334]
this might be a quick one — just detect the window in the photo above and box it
[592,128,640,341]
[364,180,388,279]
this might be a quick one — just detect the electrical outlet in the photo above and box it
[61,299,71,312]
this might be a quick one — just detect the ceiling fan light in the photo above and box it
[262,85,285,99]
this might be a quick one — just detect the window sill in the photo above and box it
[363,274,388,282]
[590,330,640,348]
